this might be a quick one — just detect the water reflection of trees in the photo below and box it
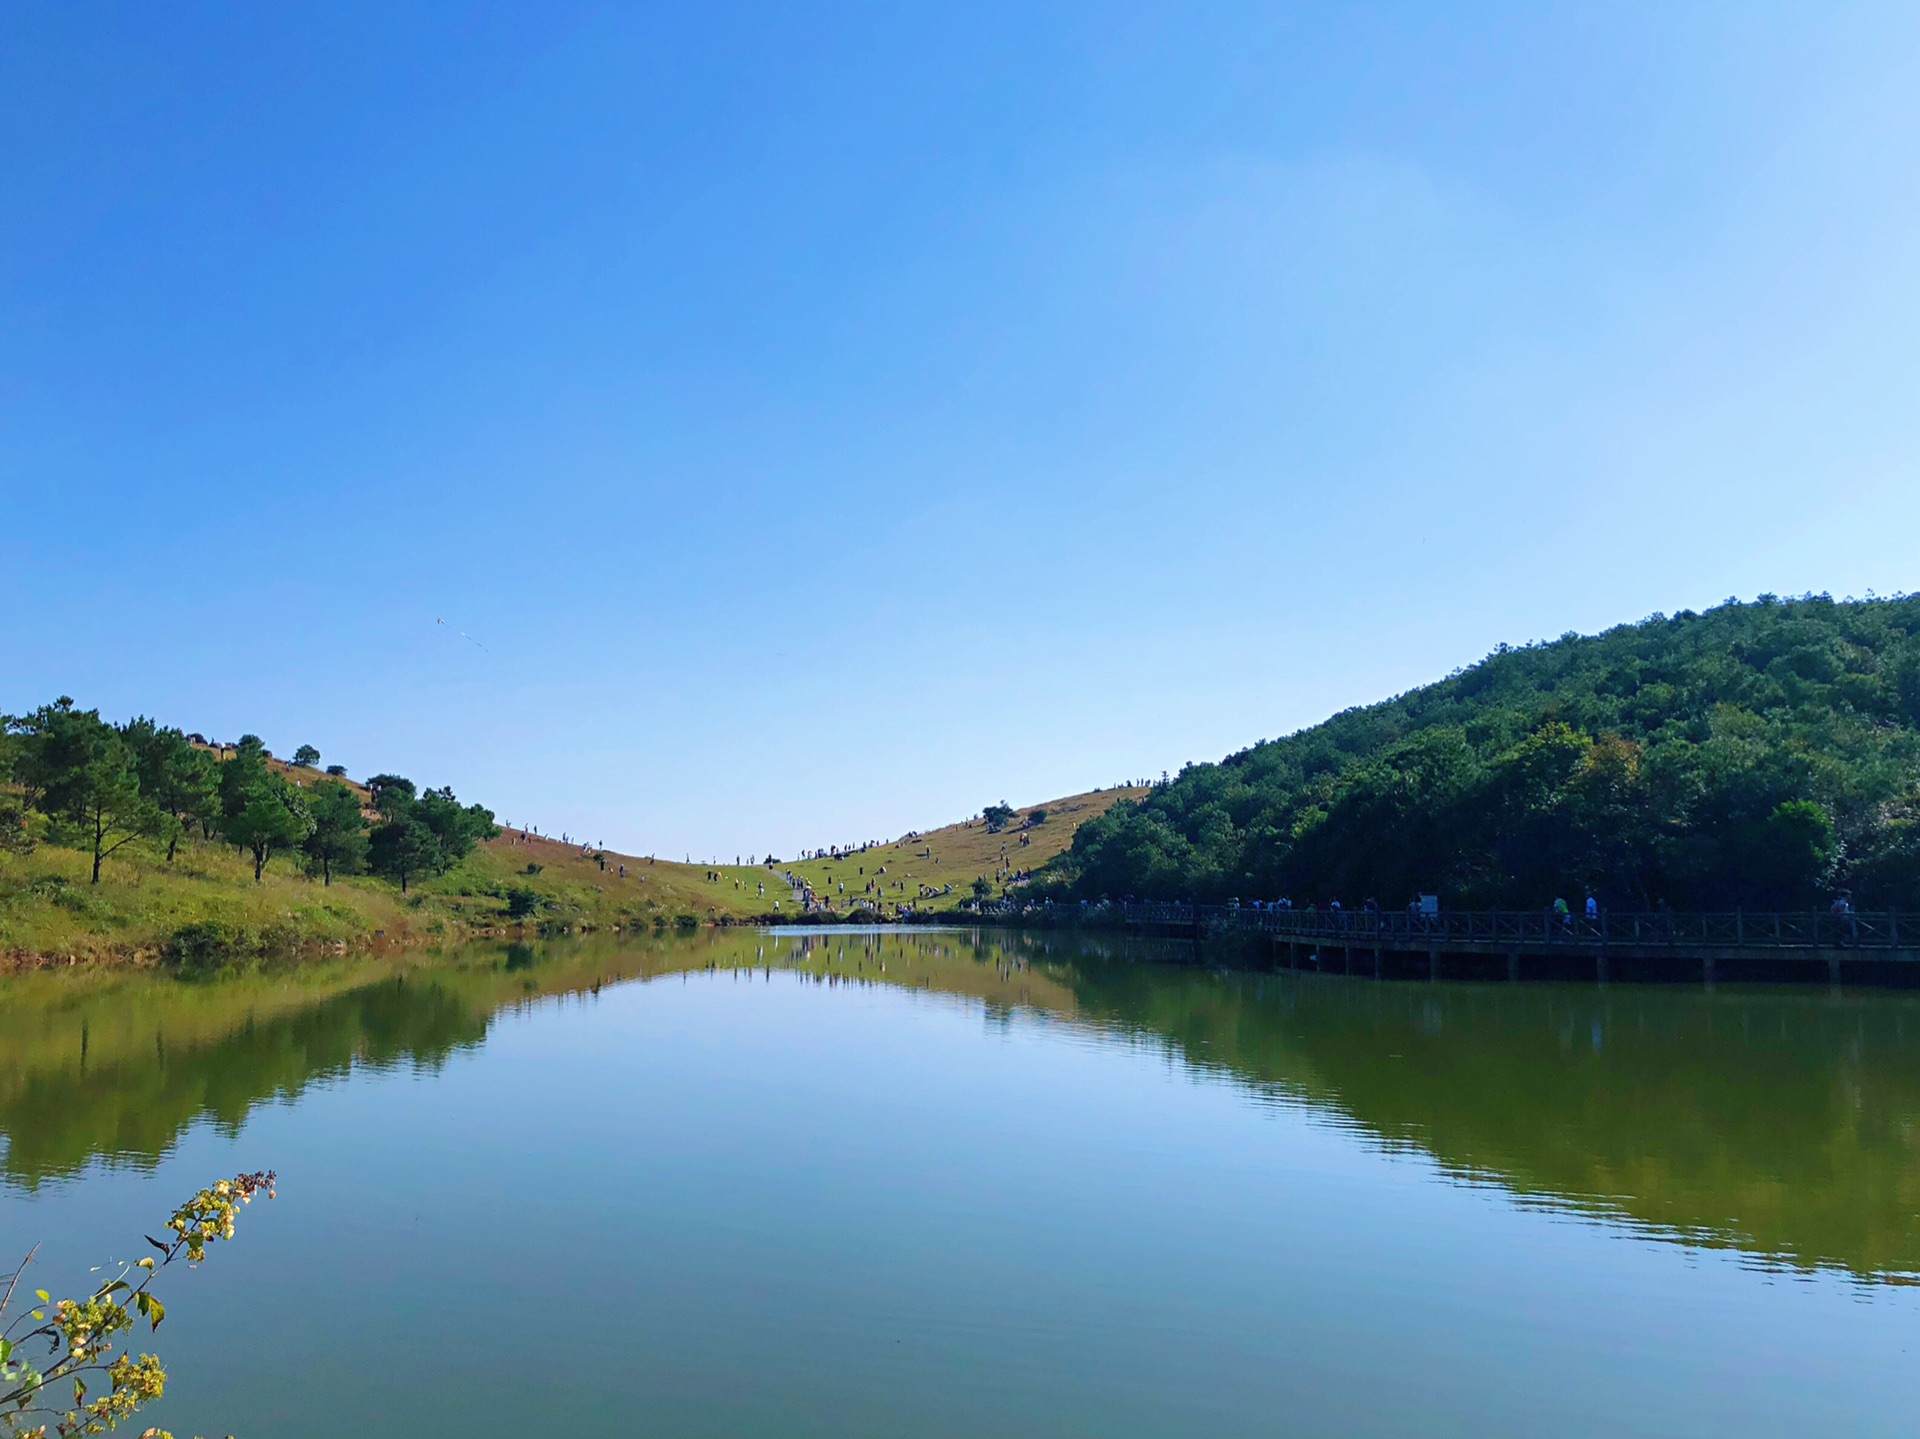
[5,929,1919,1281]
[1045,955,1920,1281]
[0,941,664,1189]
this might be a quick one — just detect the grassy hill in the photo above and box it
[0,822,777,970]
[771,786,1149,916]
[1,708,825,967]
[476,828,775,926]
[0,737,1143,965]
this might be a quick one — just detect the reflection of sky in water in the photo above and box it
[4,933,1920,1437]
[7,933,1912,1283]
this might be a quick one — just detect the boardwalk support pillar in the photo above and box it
[1428,950,1439,982]
[1828,954,1842,987]
[1702,955,1715,985]
[1507,952,1519,983]
[1595,953,1609,985]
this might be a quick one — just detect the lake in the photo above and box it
[3,927,1918,1436]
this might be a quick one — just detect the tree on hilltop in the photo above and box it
[983,802,1016,834]
[125,717,218,862]
[369,817,438,893]
[366,775,497,892]
[0,717,25,854]
[415,786,497,864]
[8,699,164,883]
[220,737,312,881]
[303,780,369,885]
[367,774,417,816]
[0,716,20,789]
[292,743,321,768]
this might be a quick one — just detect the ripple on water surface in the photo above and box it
[3,928,1919,1437]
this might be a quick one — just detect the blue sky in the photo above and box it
[5,3,1919,858]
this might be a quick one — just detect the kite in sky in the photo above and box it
[437,617,490,653]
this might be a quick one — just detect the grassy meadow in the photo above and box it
[0,824,777,968]
[0,726,1147,967]
[770,786,1149,915]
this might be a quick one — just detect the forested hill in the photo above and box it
[1045,596,1920,911]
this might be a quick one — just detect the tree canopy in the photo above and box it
[1044,596,1920,911]
[7,699,163,883]
[2,707,500,898]
[302,780,369,885]
[125,717,218,862]
[219,740,312,882]
[366,775,497,892]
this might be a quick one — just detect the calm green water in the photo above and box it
[4,928,1919,1436]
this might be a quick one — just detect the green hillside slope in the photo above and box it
[1045,595,1920,910]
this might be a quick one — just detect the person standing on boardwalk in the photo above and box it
[1832,890,1859,945]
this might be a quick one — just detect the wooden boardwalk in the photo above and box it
[1007,901,1919,985]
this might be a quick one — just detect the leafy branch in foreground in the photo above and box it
[1,1171,276,1439]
